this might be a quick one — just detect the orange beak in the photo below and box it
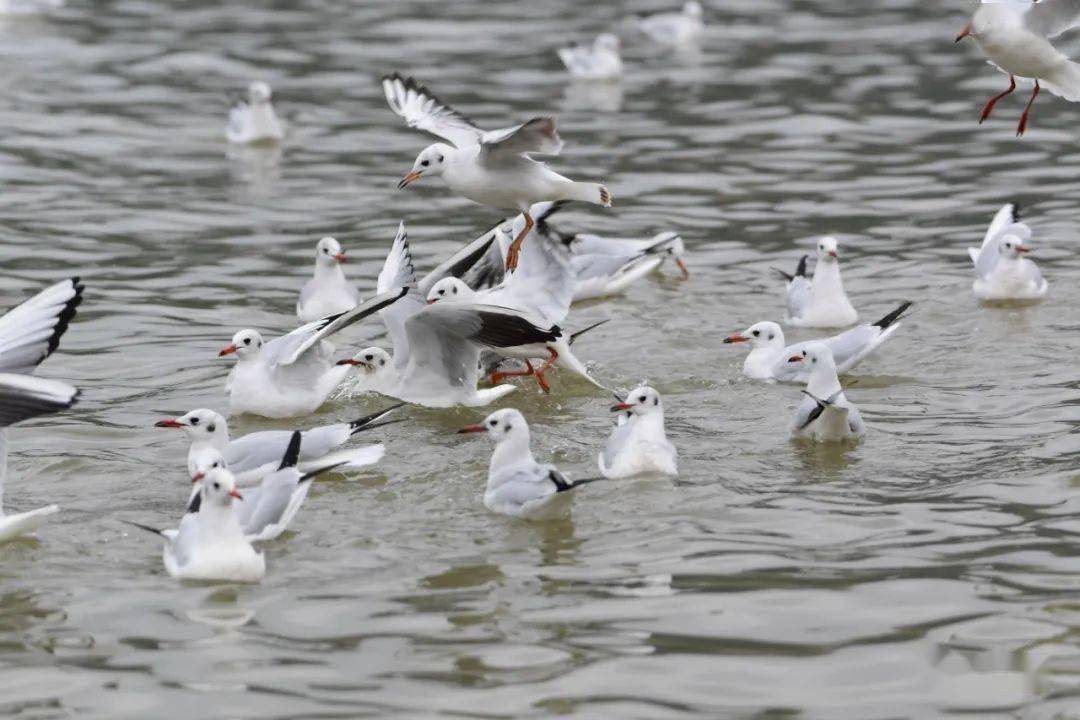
[676,258,689,279]
[191,472,205,483]
[397,171,422,189]
[1016,246,1030,253]
[724,334,748,344]
[218,343,237,357]
[456,424,485,434]
[788,354,804,363]
[333,253,347,263]
[229,488,244,500]
[155,418,184,428]
[955,22,973,42]
[610,402,633,412]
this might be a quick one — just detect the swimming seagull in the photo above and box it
[968,202,1048,301]
[457,408,602,519]
[787,344,865,443]
[724,302,913,382]
[155,404,400,484]
[781,237,858,328]
[226,81,285,144]
[956,0,1080,135]
[637,1,704,47]
[382,73,613,272]
[599,386,677,479]
[296,237,361,322]
[218,287,407,418]
[557,34,624,81]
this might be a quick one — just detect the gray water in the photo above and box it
[2,1,1080,718]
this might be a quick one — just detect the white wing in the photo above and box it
[0,373,78,427]
[0,278,83,374]
[557,45,595,76]
[484,224,574,325]
[978,202,1019,254]
[1025,0,1080,37]
[376,222,426,368]
[382,73,484,149]
[479,118,564,165]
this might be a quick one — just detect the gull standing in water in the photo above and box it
[956,0,1080,135]
[218,288,406,418]
[787,344,865,443]
[781,237,858,328]
[557,34,624,80]
[599,386,677,479]
[724,302,912,382]
[296,237,360,322]
[226,81,285,144]
[382,73,612,272]
[968,202,1048,301]
[457,408,601,519]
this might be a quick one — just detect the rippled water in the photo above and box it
[2,0,1080,717]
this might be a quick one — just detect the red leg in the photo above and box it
[1017,80,1040,136]
[489,360,534,385]
[531,347,559,394]
[980,75,1016,124]
[504,212,533,273]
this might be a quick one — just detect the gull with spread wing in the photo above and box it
[968,202,1048,300]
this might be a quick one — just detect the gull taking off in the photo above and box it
[787,344,865,443]
[382,73,612,272]
[226,81,285,144]
[968,202,1048,301]
[457,408,601,519]
[296,237,361,322]
[956,0,1080,135]
[599,386,677,479]
[780,236,858,328]
[557,34,624,81]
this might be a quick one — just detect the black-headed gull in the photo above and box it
[557,34,624,81]
[968,202,1048,301]
[155,403,399,484]
[218,287,406,418]
[780,237,858,328]
[956,0,1080,135]
[600,386,677,479]
[382,73,612,272]
[637,1,704,47]
[724,302,912,383]
[296,237,361,322]
[457,408,601,519]
[226,81,285,144]
[126,468,265,582]
[787,344,865,443]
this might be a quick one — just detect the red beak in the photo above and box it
[724,334,748,344]
[788,354,804,363]
[610,402,633,412]
[218,343,237,357]
[1016,246,1030,253]
[828,251,838,258]
[426,299,437,305]
[155,419,184,428]
[336,358,362,366]
[191,472,205,483]
[955,22,973,42]
[333,253,347,263]
[456,424,486,434]
[229,488,244,500]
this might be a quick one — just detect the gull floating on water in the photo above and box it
[599,385,678,479]
[724,302,912,383]
[458,408,602,519]
[788,344,865,443]
[636,1,704,47]
[382,73,612,272]
[296,237,361,322]
[226,81,285,145]
[779,236,858,328]
[557,34,624,81]
[956,0,1080,135]
[968,202,1048,301]
[218,288,406,418]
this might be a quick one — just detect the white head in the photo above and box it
[595,33,621,52]
[458,408,531,449]
[337,346,393,376]
[612,385,665,418]
[190,447,227,483]
[816,236,840,263]
[155,408,228,445]
[787,343,838,377]
[684,1,703,18]
[219,329,264,360]
[724,321,784,350]
[315,237,346,266]
[200,468,244,508]
[248,81,273,104]
[398,143,452,189]
[998,233,1031,259]
[426,277,475,305]
[958,3,1023,43]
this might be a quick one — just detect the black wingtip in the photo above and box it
[550,470,604,493]
[278,431,302,470]
[534,200,570,231]
[186,492,201,514]
[569,319,610,345]
[772,267,794,282]
[121,519,165,537]
[1011,202,1021,222]
[44,278,84,358]
[300,461,349,483]
[872,301,913,329]
[795,255,808,278]
[348,402,407,435]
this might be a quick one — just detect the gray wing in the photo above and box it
[241,468,310,542]
[486,225,575,325]
[821,325,880,368]
[376,222,426,368]
[417,226,502,297]
[787,276,812,320]
[1026,0,1080,37]
[557,45,594,75]
[479,118,564,165]
[0,278,83,374]
[0,373,78,428]
[382,74,484,148]
[489,466,558,508]
[600,418,634,471]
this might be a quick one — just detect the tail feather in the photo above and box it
[872,301,913,329]
[1044,61,1080,102]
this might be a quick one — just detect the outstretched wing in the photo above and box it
[0,373,79,428]
[382,73,484,149]
[377,222,426,367]
[0,278,84,374]
[487,223,574,325]
[480,117,564,164]
[1025,0,1080,37]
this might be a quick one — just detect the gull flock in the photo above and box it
[1,1,1065,582]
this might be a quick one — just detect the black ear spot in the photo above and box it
[208,423,216,433]
[437,154,444,162]
[653,398,659,406]
[504,423,512,432]
[768,333,774,340]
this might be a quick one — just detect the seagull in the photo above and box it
[557,34,624,80]
[600,386,677,479]
[781,236,858,328]
[218,287,407,418]
[296,237,361,322]
[155,403,399,484]
[787,344,865,443]
[968,202,1048,301]
[226,81,285,144]
[382,73,613,272]
[724,302,913,382]
[125,468,266,583]
[637,1,704,47]
[956,0,1080,136]
[457,408,602,519]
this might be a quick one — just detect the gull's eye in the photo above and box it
[323,248,330,254]
[420,160,429,167]
[438,289,444,296]
[638,395,648,403]
[190,417,199,426]
[488,419,497,427]
[208,424,216,433]
[365,353,373,361]
[243,338,251,345]
[213,461,220,468]
[212,482,220,490]
[752,330,760,337]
